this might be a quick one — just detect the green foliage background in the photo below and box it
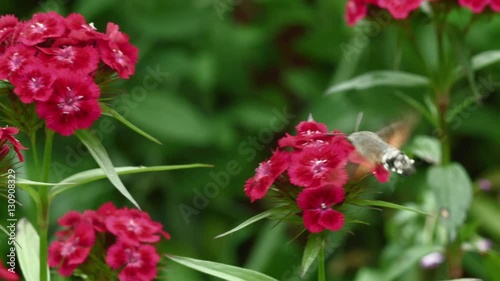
[1,0,500,280]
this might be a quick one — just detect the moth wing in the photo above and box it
[347,116,418,182]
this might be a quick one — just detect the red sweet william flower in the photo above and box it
[65,13,105,42]
[0,260,19,281]
[9,65,54,103]
[105,208,170,246]
[98,23,138,79]
[345,0,368,26]
[0,45,36,79]
[458,0,489,12]
[288,144,349,188]
[48,223,96,277]
[492,0,500,11]
[244,149,290,202]
[279,120,329,149]
[0,15,19,43]
[18,11,65,46]
[36,73,102,136]
[378,0,422,19]
[106,242,160,281]
[297,184,345,233]
[38,45,99,74]
[0,126,27,162]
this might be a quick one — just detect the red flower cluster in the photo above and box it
[0,260,18,281]
[0,12,138,136]
[0,126,26,162]
[459,0,500,13]
[345,0,422,26]
[49,202,169,281]
[244,120,390,233]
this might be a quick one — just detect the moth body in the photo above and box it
[348,131,415,176]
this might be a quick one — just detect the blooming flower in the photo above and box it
[9,65,54,103]
[65,13,105,42]
[244,149,290,202]
[0,126,27,162]
[18,11,65,46]
[378,0,423,19]
[420,252,445,269]
[0,260,19,281]
[38,45,99,74]
[35,73,102,136]
[288,144,350,188]
[0,15,19,43]
[459,0,490,12]
[106,242,160,281]
[297,184,345,233]
[345,0,368,26]
[278,120,329,149]
[105,208,170,245]
[48,223,96,277]
[478,178,492,191]
[98,23,138,79]
[0,45,36,79]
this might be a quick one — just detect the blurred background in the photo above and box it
[1,0,500,280]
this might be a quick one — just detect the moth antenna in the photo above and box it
[354,112,364,132]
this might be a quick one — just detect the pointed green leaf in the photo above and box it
[49,164,212,198]
[167,255,279,281]
[17,178,72,186]
[428,163,472,241]
[16,218,50,281]
[301,233,323,277]
[393,91,437,127]
[325,71,430,95]
[409,135,441,164]
[454,50,500,81]
[381,245,442,280]
[75,130,139,209]
[215,207,287,239]
[351,200,429,216]
[101,103,161,145]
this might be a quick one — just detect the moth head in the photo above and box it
[381,148,416,176]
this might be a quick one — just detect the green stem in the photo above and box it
[318,237,326,281]
[29,132,39,180]
[38,128,54,281]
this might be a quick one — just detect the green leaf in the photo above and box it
[393,91,437,127]
[167,255,279,281]
[215,208,287,239]
[409,135,441,164]
[485,252,500,281]
[350,200,429,216]
[100,103,161,145]
[75,130,139,209]
[439,279,482,281]
[470,50,500,72]
[301,233,323,277]
[381,246,442,280]
[17,178,72,186]
[16,218,50,281]
[428,163,473,241]
[49,164,212,198]
[454,50,500,81]
[325,71,430,95]
[470,196,500,241]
